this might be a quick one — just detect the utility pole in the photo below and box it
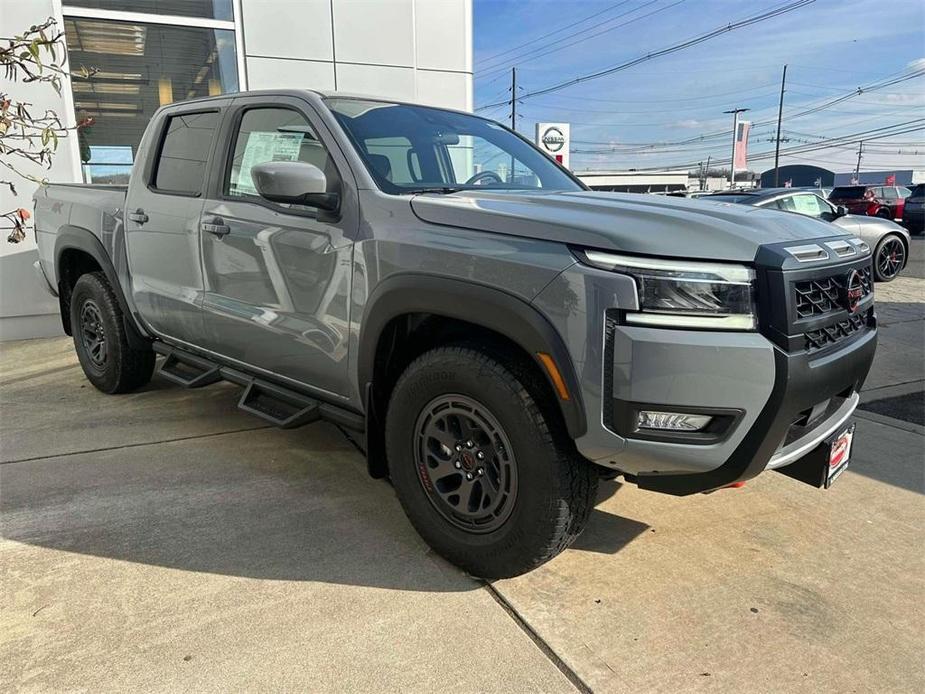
[703,154,711,191]
[724,107,749,189]
[509,67,517,183]
[854,141,864,182]
[510,67,517,131]
[773,64,787,187]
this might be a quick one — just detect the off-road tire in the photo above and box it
[385,345,598,578]
[70,272,155,394]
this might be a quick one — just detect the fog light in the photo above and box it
[636,411,713,432]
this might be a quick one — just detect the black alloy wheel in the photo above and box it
[414,394,517,533]
[69,272,155,393]
[875,236,905,282]
[79,298,108,369]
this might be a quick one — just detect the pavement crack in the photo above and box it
[0,425,274,465]
[481,582,593,693]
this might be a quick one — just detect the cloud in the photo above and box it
[906,57,925,71]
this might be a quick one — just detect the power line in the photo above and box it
[476,0,816,110]
[573,120,925,171]
[476,0,681,81]
[564,68,925,155]
[474,0,635,68]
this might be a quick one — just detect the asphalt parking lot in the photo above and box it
[2,242,923,693]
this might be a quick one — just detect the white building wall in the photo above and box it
[0,0,81,341]
[241,0,473,110]
[0,0,472,341]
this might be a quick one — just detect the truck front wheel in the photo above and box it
[385,345,598,578]
[70,272,155,394]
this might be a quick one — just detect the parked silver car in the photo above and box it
[706,189,910,282]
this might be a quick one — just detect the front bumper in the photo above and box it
[635,325,875,495]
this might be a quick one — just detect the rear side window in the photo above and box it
[154,111,220,194]
[830,186,866,199]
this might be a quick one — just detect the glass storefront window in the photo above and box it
[63,1,233,21]
[65,17,238,183]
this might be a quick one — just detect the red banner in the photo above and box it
[885,174,896,185]
[733,121,751,172]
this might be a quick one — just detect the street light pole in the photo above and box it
[724,107,749,190]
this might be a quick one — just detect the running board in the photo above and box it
[156,349,222,388]
[151,342,361,432]
[238,379,320,429]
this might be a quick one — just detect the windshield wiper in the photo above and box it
[408,186,465,195]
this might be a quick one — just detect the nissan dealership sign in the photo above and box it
[535,122,570,169]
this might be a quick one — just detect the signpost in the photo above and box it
[535,123,570,169]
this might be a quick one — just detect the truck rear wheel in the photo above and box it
[385,345,598,578]
[70,272,155,394]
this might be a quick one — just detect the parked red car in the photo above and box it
[828,185,912,222]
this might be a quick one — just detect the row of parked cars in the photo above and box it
[683,185,919,282]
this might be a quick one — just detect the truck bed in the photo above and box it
[33,183,128,286]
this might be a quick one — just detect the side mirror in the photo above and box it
[835,205,848,218]
[251,161,339,212]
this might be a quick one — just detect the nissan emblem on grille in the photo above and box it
[842,269,864,314]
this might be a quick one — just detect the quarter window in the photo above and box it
[225,108,339,205]
[153,111,219,194]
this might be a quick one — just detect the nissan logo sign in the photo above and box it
[541,127,566,152]
[843,269,865,313]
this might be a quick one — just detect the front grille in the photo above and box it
[804,309,871,352]
[794,267,872,319]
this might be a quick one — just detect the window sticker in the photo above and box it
[234,131,304,194]
[791,195,819,216]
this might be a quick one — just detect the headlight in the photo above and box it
[579,249,757,330]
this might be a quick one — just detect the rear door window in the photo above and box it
[153,111,220,194]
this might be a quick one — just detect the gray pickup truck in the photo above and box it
[34,90,877,577]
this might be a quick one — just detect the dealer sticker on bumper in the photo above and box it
[826,423,855,488]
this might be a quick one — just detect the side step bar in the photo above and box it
[151,342,363,432]
[157,349,222,388]
[238,380,320,429]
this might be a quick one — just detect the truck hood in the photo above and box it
[410,190,844,262]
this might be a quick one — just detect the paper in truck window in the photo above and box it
[791,194,820,216]
[233,131,304,195]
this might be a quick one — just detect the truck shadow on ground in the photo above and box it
[0,424,649,591]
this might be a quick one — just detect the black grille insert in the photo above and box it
[794,267,872,319]
[804,309,872,351]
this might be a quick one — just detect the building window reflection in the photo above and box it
[65,16,238,183]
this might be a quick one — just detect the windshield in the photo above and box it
[325,98,583,194]
[830,186,867,199]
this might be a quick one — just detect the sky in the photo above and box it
[472,0,925,175]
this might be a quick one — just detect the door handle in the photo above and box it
[128,209,148,224]
[201,217,231,238]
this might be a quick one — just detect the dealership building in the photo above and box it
[0,0,473,340]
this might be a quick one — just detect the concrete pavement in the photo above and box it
[1,273,923,693]
[1,347,575,692]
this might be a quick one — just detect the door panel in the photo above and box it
[198,100,356,397]
[125,107,227,343]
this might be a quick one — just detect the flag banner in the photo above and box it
[733,120,751,172]
[885,174,896,185]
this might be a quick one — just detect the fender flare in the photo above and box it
[358,273,587,439]
[54,225,150,348]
